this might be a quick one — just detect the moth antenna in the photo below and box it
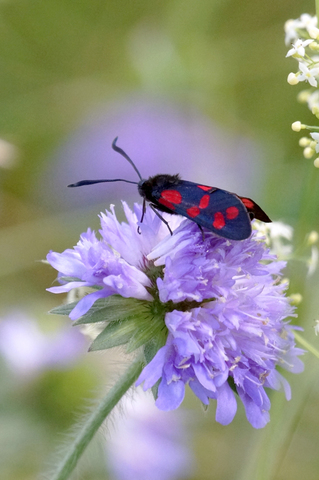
[112,137,143,180]
[68,179,138,187]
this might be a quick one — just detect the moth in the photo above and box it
[68,137,271,240]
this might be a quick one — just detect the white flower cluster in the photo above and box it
[285,14,319,167]
[253,221,318,279]
[254,221,319,333]
[285,14,319,45]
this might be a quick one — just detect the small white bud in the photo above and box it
[297,90,311,103]
[310,140,317,149]
[284,19,294,32]
[307,231,319,245]
[309,27,319,39]
[291,121,303,132]
[299,137,311,147]
[303,146,314,158]
[289,293,303,305]
[314,157,319,167]
[309,42,319,52]
[287,72,299,85]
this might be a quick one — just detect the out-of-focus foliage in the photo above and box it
[1,1,319,479]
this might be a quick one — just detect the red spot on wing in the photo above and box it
[199,194,210,209]
[198,185,212,191]
[226,206,239,220]
[187,206,200,218]
[241,198,254,209]
[213,212,225,230]
[161,190,182,204]
[187,193,210,218]
[158,197,175,210]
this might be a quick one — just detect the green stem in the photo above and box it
[304,125,319,131]
[316,1,319,20]
[50,355,144,480]
[294,331,319,359]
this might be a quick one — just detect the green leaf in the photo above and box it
[143,328,168,364]
[143,327,168,400]
[227,376,238,395]
[126,316,166,353]
[48,291,111,317]
[88,316,144,351]
[151,379,161,401]
[73,296,145,325]
[58,276,82,283]
[49,301,79,316]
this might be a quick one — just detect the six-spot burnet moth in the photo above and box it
[68,137,271,240]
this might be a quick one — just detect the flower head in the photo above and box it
[298,62,319,87]
[298,13,318,32]
[47,203,304,428]
[284,14,318,45]
[286,39,314,58]
[310,132,319,152]
[253,220,293,258]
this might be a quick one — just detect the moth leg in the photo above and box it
[198,224,205,242]
[137,199,147,234]
[150,205,173,235]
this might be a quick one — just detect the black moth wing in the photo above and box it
[236,195,271,223]
[139,175,252,240]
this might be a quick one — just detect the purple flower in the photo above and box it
[105,390,194,480]
[47,203,304,428]
[0,311,87,377]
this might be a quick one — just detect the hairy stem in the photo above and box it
[50,355,144,480]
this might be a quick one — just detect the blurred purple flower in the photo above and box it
[47,203,304,428]
[0,311,87,377]
[37,96,263,211]
[105,390,194,480]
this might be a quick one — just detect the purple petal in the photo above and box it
[136,346,167,390]
[47,250,86,277]
[189,378,216,404]
[192,363,217,391]
[238,388,270,429]
[215,382,237,425]
[156,377,185,410]
[47,281,89,294]
[69,290,108,320]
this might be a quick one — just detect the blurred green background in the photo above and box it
[1,1,319,479]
